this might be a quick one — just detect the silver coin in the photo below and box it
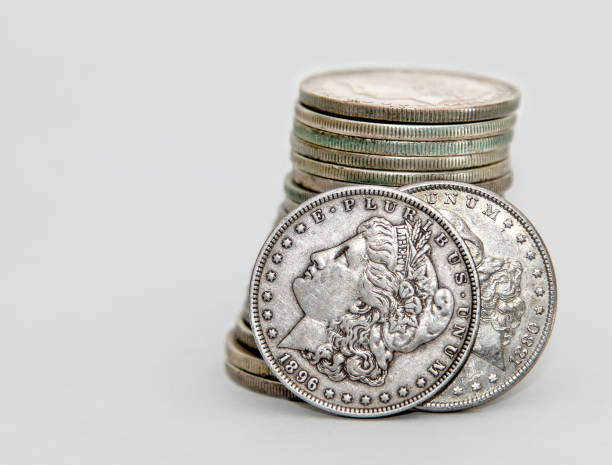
[234,318,258,351]
[291,169,510,196]
[225,333,272,378]
[250,186,480,417]
[299,69,520,123]
[294,122,513,156]
[225,362,299,401]
[292,152,511,186]
[295,103,517,141]
[284,173,317,204]
[401,182,557,411]
[292,135,510,172]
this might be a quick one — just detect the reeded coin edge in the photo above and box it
[295,103,518,141]
[249,186,481,418]
[299,68,520,123]
[402,181,557,411]
[225,362,300,401]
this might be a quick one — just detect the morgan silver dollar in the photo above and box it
[402,182,557,411]
[250,186,480,417]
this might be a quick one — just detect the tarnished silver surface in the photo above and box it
[291,169,510,195]
[292,152,511,185]
[225,333,272,378]
[402,182,556,411]
[294,122,513,156]
[225,362,299,401]
[299,69,520,123]
[292,135,510,172]
[295,103,517,141]
[250,186,480,417]
[234,318,258,351]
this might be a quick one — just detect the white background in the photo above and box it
[0,1,609,464]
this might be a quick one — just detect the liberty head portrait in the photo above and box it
[279,216,455,387]
[439,209,525,371]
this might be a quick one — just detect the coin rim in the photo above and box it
[294,122,514,156]
[401,181,557,411]
[295,103,517,141]
[249,186,481,417]
[299,68,520,123]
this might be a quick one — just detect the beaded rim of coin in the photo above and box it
[299,68,520,123]
[234,318,258,351]
[291,168,510,195]
[295,103,517,141]
[291,136,510,172]
[250,186,480,417]
[294,122,513,156]
[292,152,511,186]
[401,181,557,411]
[225,333,274,378]
[225,362,300,401]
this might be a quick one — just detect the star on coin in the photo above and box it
[453,386,463,396]
[281,238,293,249]
[265,271,277,282]
[324,388,335,399]
[341,393,353,404]
[267,328,278,339]
[262,309,273,321]
[532,269,542,278]
[526,251,536,260]
[516,234,526,244]
[416,377,427,388]
[329,206,336,213]
[471,382,481,392]
[535,287,545,297]
[379,392,391,403]
[294,223,307,234]
[534,305,545,315]
[261,291,272,302]
[360,395,372,406]
[271,253,283,264]
[503,218,514,230]
[397,386,409,397]
[488,373,498,383]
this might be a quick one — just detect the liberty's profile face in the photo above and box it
[292,233,375,323]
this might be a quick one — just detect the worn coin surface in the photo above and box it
[250,186,480,417]
[299,69,520,123]
[292,136,510,172]
[292,152,511,186]
[225,362,299,401]
[294,122,513,156]
[295,103,517,141]
[402,182,556,411]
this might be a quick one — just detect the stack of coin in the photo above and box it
[277,69,519,219]
[225,70,557,416]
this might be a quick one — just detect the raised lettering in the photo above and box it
[451,324,466,339]
[311,209,326,224]
[444,345,458,358]
[428,359,447,377]
[364,198,378,210]
[447,251,460,265]
[444,192,457,205]
[383,200,396,213]
[424,193,438,204]
[434,232,449,247]
[466,195,479,209]
[343,199,355,212]
[482,203,500,221]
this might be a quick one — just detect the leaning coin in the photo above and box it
[250,186,480,417]
[292,135,510,172]
[295,103,517,141]
[225,332,273,378]
[401,181,557,411]
[299,68,520,123]
[294,122,513,156]
[234,318,258,351]
[292,152,511,186]
[225,362,300,401]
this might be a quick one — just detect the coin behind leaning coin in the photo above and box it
[250,186,480,417]
[299,69,520,123]
[401,182,557,411]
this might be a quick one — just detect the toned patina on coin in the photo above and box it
[250,186,480,417]
[402,182,557,411]
[299,69,520,123]
[225,363,299,401]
